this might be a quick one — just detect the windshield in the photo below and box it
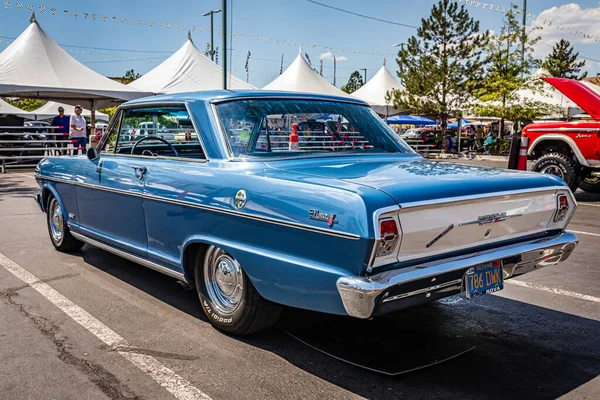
[214,99,413,158]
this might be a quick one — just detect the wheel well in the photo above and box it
[531,139,574,159]
[182,242,210,282]
[42,188,53,210]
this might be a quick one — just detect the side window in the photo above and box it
[99,110,122,154]
[115,106,204,159]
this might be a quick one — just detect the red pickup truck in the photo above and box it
[523,77,600,193]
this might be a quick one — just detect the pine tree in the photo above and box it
[386,0,489,134]
[542,39,587,80]
[341,71,364,93]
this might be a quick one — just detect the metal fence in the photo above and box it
[0,126,79,173]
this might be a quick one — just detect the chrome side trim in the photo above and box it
[70,231,187,282]
[209,95,367,106]
[337,231,578,318]
[526,127,598,132]
[399,186,567,209]
[38,174,361,240]
[527,135,589,167]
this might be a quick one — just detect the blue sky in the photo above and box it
[1,0,600,87]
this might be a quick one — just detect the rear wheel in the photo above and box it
[532,152,580,192]
[46,197,84,252]
[194,246,281,336]
[579,176,600,193]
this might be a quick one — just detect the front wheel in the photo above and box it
[579,176,600,193]
[194,246,281,336]
[46,197,84,252]
[532,152,580,192]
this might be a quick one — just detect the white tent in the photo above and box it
[351,61,404,116]
[514,68,579,112]
[0,13,151,108]
[0,98,35,118]
[129,32,254,93]
[28,101,109,121]
[263,50,351,97]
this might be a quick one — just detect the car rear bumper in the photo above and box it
[336,231,578,319]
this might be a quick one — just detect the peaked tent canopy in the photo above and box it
[0,13,151,108]
[0,98,35,118]
[351,61,405,116]
[28,101,109,121]
[513,69,579,113]
[263,50,351,97]
[129,32,255,93]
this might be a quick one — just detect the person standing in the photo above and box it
[50,106,70,155]
[70,105,87,155]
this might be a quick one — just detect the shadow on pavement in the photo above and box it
[575,190,600,203]
[0,175,38,200]
[75,244,600,400]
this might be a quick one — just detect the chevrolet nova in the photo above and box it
[34,91,578,335]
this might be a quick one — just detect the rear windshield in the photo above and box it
[214,99,413,159]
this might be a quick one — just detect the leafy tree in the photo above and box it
[386,0,489,134]
[121,69,141,84]
[3,97,46,111]
[99,106,118,118]
[542,39,587,80]
[471,5,546,134]
[341,71,364,93]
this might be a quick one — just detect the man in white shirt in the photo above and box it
[69,105,87,155]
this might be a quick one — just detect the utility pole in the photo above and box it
[222,0,227,90]
[521,0,527,69]
[360,68,367,84]
[202,9,221,62]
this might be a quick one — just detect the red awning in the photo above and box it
[543,77,600,121]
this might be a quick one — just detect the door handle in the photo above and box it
[131,165,147,180]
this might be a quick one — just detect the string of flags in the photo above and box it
[0,2,395,57]
[245,50,251,83]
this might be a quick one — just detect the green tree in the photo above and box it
[121,69,141,84]
[341,71,364,93]
[542,39,587,80]
[99,106,118,118]
[386,0,489,134]
[472,5,545,134]
[2,97,46,111]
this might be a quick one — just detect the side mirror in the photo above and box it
[87,147,99,162]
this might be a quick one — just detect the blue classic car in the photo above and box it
[34,91,579,335]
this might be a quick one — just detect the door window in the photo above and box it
[112,106,204,159]
[99,110,122,155]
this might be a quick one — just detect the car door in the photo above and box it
[75,109,154,257]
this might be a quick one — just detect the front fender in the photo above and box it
[528,135,589,167]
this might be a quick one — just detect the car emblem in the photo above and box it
[459,212,522,226]
[309,209,338,227]
[426,223,454,248]
[234,189,247,210]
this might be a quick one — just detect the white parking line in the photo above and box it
[578,202,600,208]
[0,251,211,400]
[568,230,600,238]
[15,172,36,180]
[506,280,600,304]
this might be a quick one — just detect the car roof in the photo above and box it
[123,90,369,107]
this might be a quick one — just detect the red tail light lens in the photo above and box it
[554,194,569,222]
[377,219,399,257]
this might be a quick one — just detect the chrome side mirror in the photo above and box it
[87,147,99,162]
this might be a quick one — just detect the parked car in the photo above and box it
[34,91,578,336]
[524,77,600,193]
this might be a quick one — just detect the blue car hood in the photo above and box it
[266,156,566,205]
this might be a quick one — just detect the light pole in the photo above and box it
[359,68,367,84]
[202,9,221,62]
[222,0,227,90]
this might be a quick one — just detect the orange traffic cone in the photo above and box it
[289,123,299,151]
[517,135,529,171]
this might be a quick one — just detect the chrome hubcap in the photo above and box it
[49,200,64,243]
[540,165,564,179]
[204,247,243,314]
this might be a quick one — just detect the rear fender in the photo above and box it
[528,135,589,167]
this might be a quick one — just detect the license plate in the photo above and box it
[464,260,504,299]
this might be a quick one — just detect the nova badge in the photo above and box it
[309,209,338,227]
[459,212,522,226]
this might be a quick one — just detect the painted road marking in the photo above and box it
[568,230,600,238]
[506,280,600,304]
[0,251,211,400]
[15,173,36,180]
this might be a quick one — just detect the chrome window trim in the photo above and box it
[210,103,234,160]
[97,109,123,154]
[70,231,186,282]
[209,95,367,107]
[398,186,568,209]
[37,174,361,240]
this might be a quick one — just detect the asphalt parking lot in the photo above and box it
[0,165,599,400]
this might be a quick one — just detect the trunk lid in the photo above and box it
[543,77,600,120]
[267,156,568,263]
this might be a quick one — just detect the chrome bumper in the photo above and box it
[336,232,578,319]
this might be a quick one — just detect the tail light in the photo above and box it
[554,194,569,222]
[376,218,400,257]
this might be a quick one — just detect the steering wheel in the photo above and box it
[130,136,179,157]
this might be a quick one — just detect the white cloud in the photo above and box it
[319,51,347,61]
[532,3,600,45]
